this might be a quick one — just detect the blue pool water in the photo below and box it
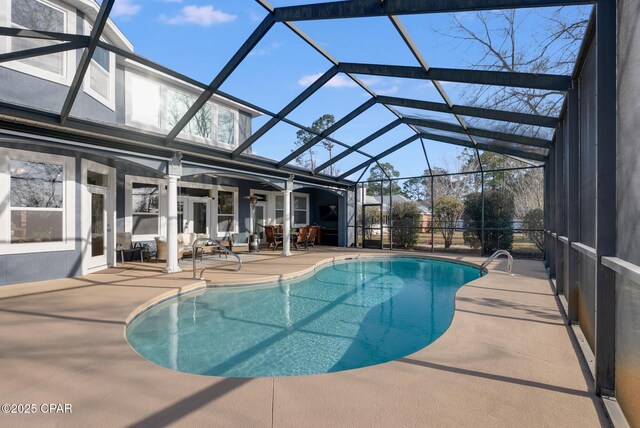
[126,257,480,377]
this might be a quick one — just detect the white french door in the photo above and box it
[178,196,211,236]
[88,187,108,269]
[253,202,267,240]
[82,160,115,274]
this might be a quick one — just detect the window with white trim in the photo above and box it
[216,188,237,235]
[0,149,75,253]
[83,22,115,109]
[125,72,161,128]
[275,195,284,224]
[293,194,309,226]
[2,0,75,84]
[165,88,213,140]
[9,159,63,242]
[216,106,236,146]
[131,183,159,236]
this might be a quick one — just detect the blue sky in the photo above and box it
[109,0,591,180]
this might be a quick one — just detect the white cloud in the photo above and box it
[249,42,281,57]
[249,11,264,22]
[298,73,358,88]
[160,5,237,26]
[377,85,399,95]
[111,0,141,18]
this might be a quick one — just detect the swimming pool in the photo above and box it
[126,257,480,377]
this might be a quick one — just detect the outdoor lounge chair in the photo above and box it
[305,226,317,250]
[230,232,250,252]
[116,233,143,264]
[154,236,185,262]
[264,226,283,251]
[293,226,309,251]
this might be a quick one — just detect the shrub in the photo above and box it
[522,208,544,251]
[434,197,464,249]
[364,206,381,239]
[391,202,421,248]
[463,190,515,253]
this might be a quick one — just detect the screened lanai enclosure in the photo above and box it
[0,0,639,425]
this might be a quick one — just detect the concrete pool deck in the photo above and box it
[0,248,608,427]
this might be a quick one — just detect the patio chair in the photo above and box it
[264,226,283,251]
[154,236,185,262]
[276,224,283,234]
[293,226,309,251]
[306,226,317,250]
[116,233,143,264]
[230,232,250,253]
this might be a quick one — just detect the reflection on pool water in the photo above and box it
[126,257,480,377]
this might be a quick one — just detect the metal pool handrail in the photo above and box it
[480,250,513,276]
[192,237,242,280]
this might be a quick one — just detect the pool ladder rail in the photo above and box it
[479,250,513,277]
[192,237,243,280]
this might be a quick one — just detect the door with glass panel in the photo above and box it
[178,196,210,235]
[86,169,111,270]
[89,189,108,268]
[253,202,267,240]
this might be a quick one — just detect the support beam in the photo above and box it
[565,87,580,322]
[95,41,374,161]
[232,66,338,158]
[0,100,355,187]
[377,95,558,128]
[338,63,571,91]
[273,0,594,22]
[282,178,293,256]
[277,97,376,167]
[402,116,551,148]
[419,132,547,162]
[0,40,87,64]
[164,174,182,274]
[165,15,275,144]
[0,27,89,43]
[338,134,419,180]
[314,119,402,174]
[59,0,115,125]
[594,0,616,396]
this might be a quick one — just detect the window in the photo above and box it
[275,195,284,224]
[3,0,74,83]
[293,195,308,226]
[217,106,236,146]
[217,189,236,235]
[9,160,63,243]
[83,21,114,108]
[131,183,159,236]
[126,73,161,127]
[0,149,75,253]
[166,89,212,140]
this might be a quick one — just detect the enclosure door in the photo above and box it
[362,204,383,249]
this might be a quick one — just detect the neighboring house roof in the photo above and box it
[364,194,431,215]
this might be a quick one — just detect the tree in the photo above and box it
[462,190,516,253]
[294,114,337,173]
[434,196,464,249]
[363,206,381,240]
[391,202,421,248]
[458,149,544,218]
[402,176,428,200]
[366,162,403,196]
[522,208,544,251]
[442,9,588,123]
